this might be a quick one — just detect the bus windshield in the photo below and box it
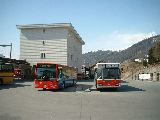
[36,66,56,80]
[97,67,120,79]
[0,64,14,72]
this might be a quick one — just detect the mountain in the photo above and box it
[83,35,160,66]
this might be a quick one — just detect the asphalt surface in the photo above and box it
[0,79,160,120]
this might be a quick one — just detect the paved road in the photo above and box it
[0,79,160,120]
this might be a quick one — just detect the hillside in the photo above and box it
[83,35,160,66]
[121,60,160,81]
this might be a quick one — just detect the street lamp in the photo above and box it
[0,43,12,59]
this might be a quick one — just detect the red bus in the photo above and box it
[34,63,77,90]
[94,63,121,89]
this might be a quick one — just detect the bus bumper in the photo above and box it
[96,79,121,89]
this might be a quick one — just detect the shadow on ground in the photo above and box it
[0,113,21,120]
[0,82,31,90]
[98,85,145,92]
[14,79,34,83]
[38,83,93,92]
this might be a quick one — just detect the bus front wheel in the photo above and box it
[95,83,97,89]
[43,88,46,91]
[95,83,100,91]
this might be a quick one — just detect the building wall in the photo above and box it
[20,28,68,65]
[67,30,82,73]
[0,54,5,58]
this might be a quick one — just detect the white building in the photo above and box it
[17,23,85,73]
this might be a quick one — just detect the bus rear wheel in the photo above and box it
[72,79,76,86]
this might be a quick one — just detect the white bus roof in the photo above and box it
[96,63,120,65]
[95,63,120,69]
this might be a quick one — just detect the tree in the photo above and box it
[148,48,156,64]
[143,60,148,67]
[154,42,160,63]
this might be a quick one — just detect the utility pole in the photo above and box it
[0,43,12,59]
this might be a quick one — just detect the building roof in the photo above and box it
[16,23,85,45]
[0,57,30,65]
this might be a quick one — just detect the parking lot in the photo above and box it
[0,79,160,120]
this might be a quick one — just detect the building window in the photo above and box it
[43,28,45,33]
[41,53,46,59]
[42,41,45,46]
[71,55,73,60]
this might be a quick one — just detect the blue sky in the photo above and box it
[0,0,160,59]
